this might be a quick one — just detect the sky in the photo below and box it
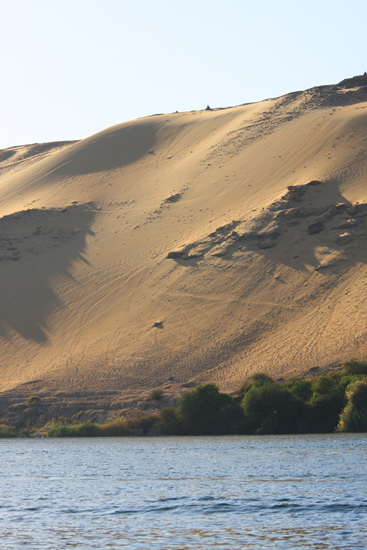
[1,0,366,149]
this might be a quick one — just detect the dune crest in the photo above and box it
[1,76,367,404]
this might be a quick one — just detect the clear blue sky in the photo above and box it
[1,0,366,149]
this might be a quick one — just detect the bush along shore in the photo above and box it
[1,358,367,438]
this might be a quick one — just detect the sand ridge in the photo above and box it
[1,76,367,404]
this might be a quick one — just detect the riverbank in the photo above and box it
[2,358,367,437]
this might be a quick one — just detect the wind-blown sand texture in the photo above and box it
[1,75,367,412]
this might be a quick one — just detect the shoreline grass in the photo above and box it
[0,424,16,438]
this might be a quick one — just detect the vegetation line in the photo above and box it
[1,358,367,438]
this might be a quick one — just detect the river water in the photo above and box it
[0,434,366,549]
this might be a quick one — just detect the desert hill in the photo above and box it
[1,75,367,415]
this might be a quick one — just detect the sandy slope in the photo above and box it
[1,76,367,401]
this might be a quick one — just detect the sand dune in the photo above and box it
[1,75,367,404]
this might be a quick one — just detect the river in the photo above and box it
[1,434,366,549]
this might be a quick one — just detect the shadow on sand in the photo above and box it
[56,122,159,175]
[0,204,96,343]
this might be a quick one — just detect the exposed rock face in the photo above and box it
[284,185,306,202]
[166,180,367,269]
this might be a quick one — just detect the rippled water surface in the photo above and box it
[1,434,367,549]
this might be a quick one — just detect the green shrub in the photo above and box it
[148,388,164,401]
[237,373,274,401]
[126,413,157,434]
[156,407,183,435]
[339,379,367,432]
[339,406,367,432]
[312,375,337,397]
[178,383,244,435]
[328,371,342,383]
[338,374,367,401]
[98,418,129,436]
[307,394,344,433]
[286,378,313,402]
[341,358,367,376]
[347,378,367,408]
[241,381,303,434]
